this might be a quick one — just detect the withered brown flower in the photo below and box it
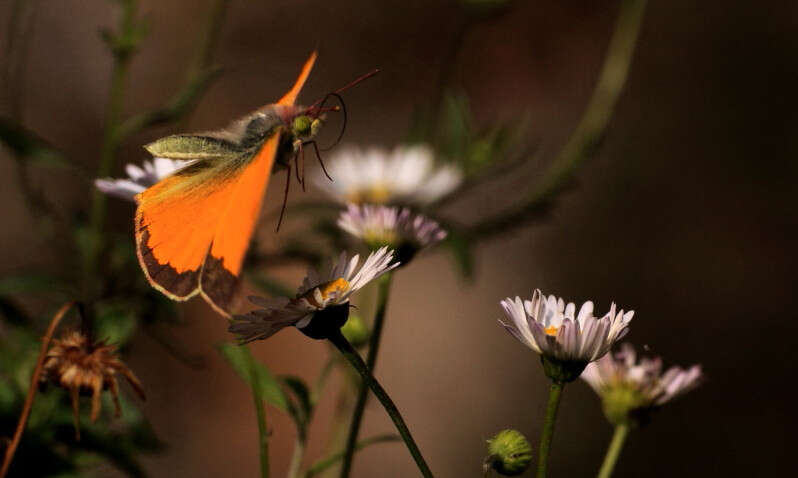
[40,331,145,434]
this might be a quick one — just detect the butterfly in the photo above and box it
[135,52,352,317]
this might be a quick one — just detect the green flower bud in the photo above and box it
[340,314,370,348]
[540,355,588,384]
[484,429,533,476]
[601,383,649,426]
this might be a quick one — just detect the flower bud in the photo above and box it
[484,429,533,476]
[341,314,370,348]
[601,384,648,426]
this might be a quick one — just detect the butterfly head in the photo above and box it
[290,106,332,142]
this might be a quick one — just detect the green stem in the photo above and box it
[286,355,336,478]
[469,0,648,240]
[286,437,305,478]
[329,330,434,478]
[596,424,630,478]
[304,434,399,478]
[245,346,270,478]
[84,0,137,296]
[536,382,564,478]
[339,272,393,478]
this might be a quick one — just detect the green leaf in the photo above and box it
[0,271,65,296]
[94,300,139,345]
[439,91,472,161]
[444,229,475,279]
[280,375,312,436]
[303,434,400,478]
[0,116,69,168]
[218,343,287,411]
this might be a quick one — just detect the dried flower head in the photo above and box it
[95,157,192,201]
[314,144,463,206]
[230,247,398,342]
[337,204,447,263]
[581,343,702,425]
[41,331,145,433]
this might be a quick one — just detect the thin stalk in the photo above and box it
[0,302,77,478]
[536,382,564,478]
[303,434,399,478]
[84,0,137,295]
[245,347,270,478]
[286,437,305,478]
[328,330,433,478]
[339,272,393,478]
[596,424,630,478]
[286,356,336,478]
[469,0,648,240]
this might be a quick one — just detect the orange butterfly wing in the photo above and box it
[199,136,279,315]
[135,52,317,317]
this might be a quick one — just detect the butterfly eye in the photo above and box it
[292,115,313,136]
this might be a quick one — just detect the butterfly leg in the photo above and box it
[276,161,292,232]
[298,140,307,191]
[305,140,333,181]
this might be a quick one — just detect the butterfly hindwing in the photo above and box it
[199,134,281,315]
[135,160,240,301]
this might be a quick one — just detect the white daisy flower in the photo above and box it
[337,204,447,258]
[315,144,463,206]
[581,343,702,409]
[94,157,192,201]
[229,247,398,342]
[499,289,634,366]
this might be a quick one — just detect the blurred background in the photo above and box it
[1,0,796,477]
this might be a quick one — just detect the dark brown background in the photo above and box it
[1,0,796,476]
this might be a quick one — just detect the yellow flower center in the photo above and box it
[299,278,351,308]
[318,278,350,299]
[346,185,391,204]
[544,325,559,336]
[365,185,391,204]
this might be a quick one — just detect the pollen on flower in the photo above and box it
[544,326,559,336]
[319,278,350,298]
[297,278,352,309]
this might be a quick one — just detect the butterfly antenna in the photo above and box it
[320,93,347,152]
[276,163,292,232]
[305,140,333,181]
[308,69,380,110]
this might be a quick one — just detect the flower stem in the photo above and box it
[84,0,137,297]
[287,437,305,478]
[0,302,77,478]
[244,346,270,478]
[596,424,630,478]
[536,382,564,478]
[469,0,648,240]
[328,329,434,478]
[339,272,393,478]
